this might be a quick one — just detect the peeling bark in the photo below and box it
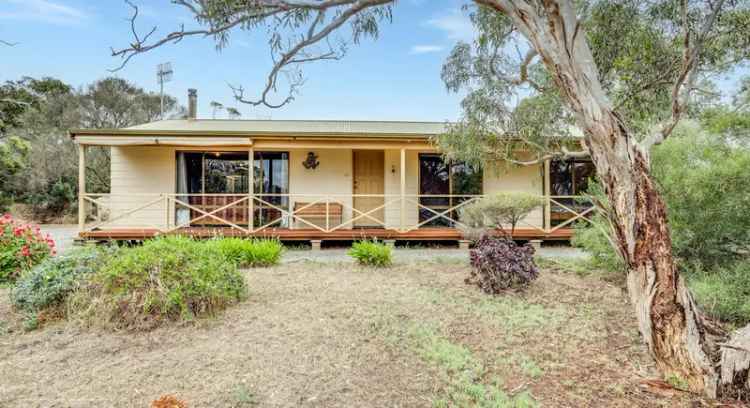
[476,0,750,400]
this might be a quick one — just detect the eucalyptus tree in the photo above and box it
[110,0,750,399]
[210,101,224,119]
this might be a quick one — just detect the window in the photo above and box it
[549,159,596,226]
[418,153,482,227]
[253,152,289,227]
[549,159,595,196]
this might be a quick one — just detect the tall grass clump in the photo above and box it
[70,236,247,330]
[208,237,283,267]
[689,262,750,325]
[349,240,393,267]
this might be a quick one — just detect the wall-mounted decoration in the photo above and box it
[302,151,320,170]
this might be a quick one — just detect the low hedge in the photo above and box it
[11,246,114,314]
[68,236,247,331]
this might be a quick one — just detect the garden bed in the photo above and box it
[0,259,699,407]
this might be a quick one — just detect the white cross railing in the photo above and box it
[79,192,596,236]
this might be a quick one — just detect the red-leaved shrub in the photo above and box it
[467,237,538,293]
[0,214,56,282]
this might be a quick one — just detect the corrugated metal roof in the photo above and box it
[126,119,448,136]
[70,119,583,140]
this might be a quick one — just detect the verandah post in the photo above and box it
[248,147,254,233]
[400,147,406,232]
[77,144,86,231]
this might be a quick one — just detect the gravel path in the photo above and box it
[39,224,78,255]
[284,245,587,264]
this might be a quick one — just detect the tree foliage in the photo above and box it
[575,120,750,268]
[0,76,183,220]
[433,1,750,168]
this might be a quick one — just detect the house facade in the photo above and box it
[70,93,594,243]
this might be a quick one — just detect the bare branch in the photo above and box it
[642,0,727,150]
[111,0,392,108]
[504,144,589,166]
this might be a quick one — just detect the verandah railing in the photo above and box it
[80,193,595,235]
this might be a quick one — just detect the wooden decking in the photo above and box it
[79,227,574,241]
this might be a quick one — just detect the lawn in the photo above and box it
[0,257,695,407]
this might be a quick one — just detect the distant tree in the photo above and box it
[3,77,184,219]
[226,107,241,120]
[210,101,224,119]
[77,77,179,128]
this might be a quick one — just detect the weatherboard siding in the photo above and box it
[103,144,545,232]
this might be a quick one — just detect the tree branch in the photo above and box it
[111,0,392,108]
[642,0,727,150]
[504,145,589,166]
[0,40,18,46]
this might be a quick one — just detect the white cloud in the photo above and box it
[0,0,87,25]
[424,8,476,42]
[410,45,444,54]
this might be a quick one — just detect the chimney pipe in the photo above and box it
[187,88,197,120]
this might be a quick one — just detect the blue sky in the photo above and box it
[0,0,475,121]
[2,0,745,122]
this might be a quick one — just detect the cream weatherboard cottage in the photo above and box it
[70,91,594,245]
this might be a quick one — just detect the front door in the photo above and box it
[353,150,385,227]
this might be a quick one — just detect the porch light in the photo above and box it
[302,151,320,170]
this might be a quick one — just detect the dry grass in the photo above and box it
[0,258,703,407]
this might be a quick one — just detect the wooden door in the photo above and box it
[353,150,385,227]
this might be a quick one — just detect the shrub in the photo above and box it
[349,240,393,267]
[11,246,114,314]
[208,237,283,267]
[71,236,247,331]
[574,123,750,269]
[689,262,750,325]
[467,237,538,293]
[459,193,543,240]
[570,184,626,273]
[0,214,55,283]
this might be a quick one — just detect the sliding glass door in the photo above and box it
[176,152,250,226]
[418,153,482,227]
[253,152,289,227]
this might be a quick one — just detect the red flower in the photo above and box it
[20,245,31,257]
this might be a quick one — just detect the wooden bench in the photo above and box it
[293,202,343,228]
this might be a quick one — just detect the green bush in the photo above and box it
[571,184,626,273]
[574,123,750,270]
[459,192,543,239]
[11,246,114,314]
[71,236,247,330]
[349,240,393,267]
[208,237,283,267]
[689,262,750,325]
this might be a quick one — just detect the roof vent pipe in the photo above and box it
[187,88,197,120]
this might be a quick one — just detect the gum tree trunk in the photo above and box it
[477,0,750,399]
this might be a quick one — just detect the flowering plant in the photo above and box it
[0,214,55,282]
